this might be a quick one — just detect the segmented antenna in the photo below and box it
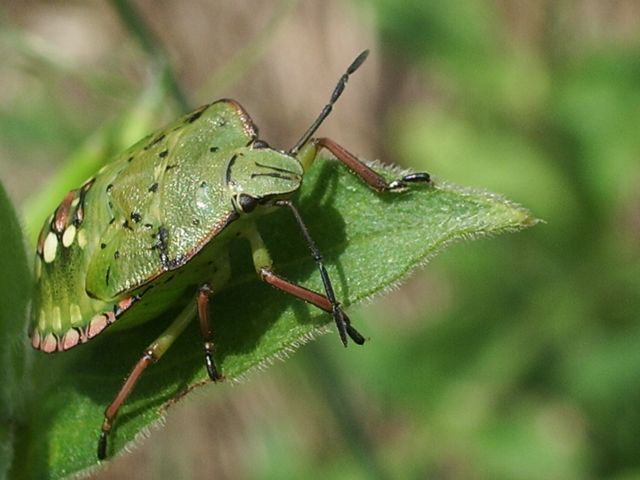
[288,50,370,155]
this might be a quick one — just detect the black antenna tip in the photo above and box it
[348,50,370,74]
[288,49,371,155]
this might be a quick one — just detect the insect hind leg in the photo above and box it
[260,268,365,345]
[243,212,365,346]
[97,301,197,460]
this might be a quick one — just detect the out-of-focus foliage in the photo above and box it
[0,181,30,480]
[1,1,639,479]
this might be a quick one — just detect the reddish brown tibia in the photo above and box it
[260,268,332,311]
[52,190,77,234]
[99,351,155,458]
[197,286,213,342]
[314,138,391,192]
[197,284,221,381]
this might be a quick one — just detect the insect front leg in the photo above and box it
[243,220,365,346]
[98,301,197,460]
[300,137,431,192]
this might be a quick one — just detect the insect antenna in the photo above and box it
[288,49,370,155]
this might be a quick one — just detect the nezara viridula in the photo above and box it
[29,50,430,460]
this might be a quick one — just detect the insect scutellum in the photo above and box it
[30,49,431,460]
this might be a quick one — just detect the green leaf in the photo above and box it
[19,159,536,479]
[0,181,31,480]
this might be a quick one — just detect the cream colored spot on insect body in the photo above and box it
[62,224,76,247]
[70,304,83,326]
[77,229,87,249]
[71,197,80,208]
[43,232,58,263]
[52,305,62,332]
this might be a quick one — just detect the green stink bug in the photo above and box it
[29,50,430,459]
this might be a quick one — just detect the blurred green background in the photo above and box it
[2,1,640,479]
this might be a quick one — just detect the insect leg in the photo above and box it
[98,302,196,460]
[260,269,365,345]
[244,220,364,346]
[312,137,431,192]
[197,284,223,381]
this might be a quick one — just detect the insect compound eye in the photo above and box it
[238,193,258,213]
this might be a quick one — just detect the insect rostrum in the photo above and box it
[28,50,431,460]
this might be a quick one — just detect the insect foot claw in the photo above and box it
[388,172,431,191]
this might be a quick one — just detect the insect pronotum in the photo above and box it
[29,50,431,459]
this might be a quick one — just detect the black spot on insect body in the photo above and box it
[109,217,116,225]
[100,243,107,249]
[151,226,170,268]
[106,184,113,193]
[144,223,153,230]
[105,265,111,286]
[130,212,142,223]
[200,181,207,188]
[122,220,133,231]
[127,156,134,163]
[159,149,169,158]
[114,250,120,260]
[165,164,177,172]
[145,134,166,150]
[148,182,159,193]
[225,154,238,185]
[186,110,204,123]
[192,218,200,226]
[209,146,219,153]
[251,172,292,181]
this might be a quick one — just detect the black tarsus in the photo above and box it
[288,50,370,155]
[97,432,107,460]
[387,172,431,191]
